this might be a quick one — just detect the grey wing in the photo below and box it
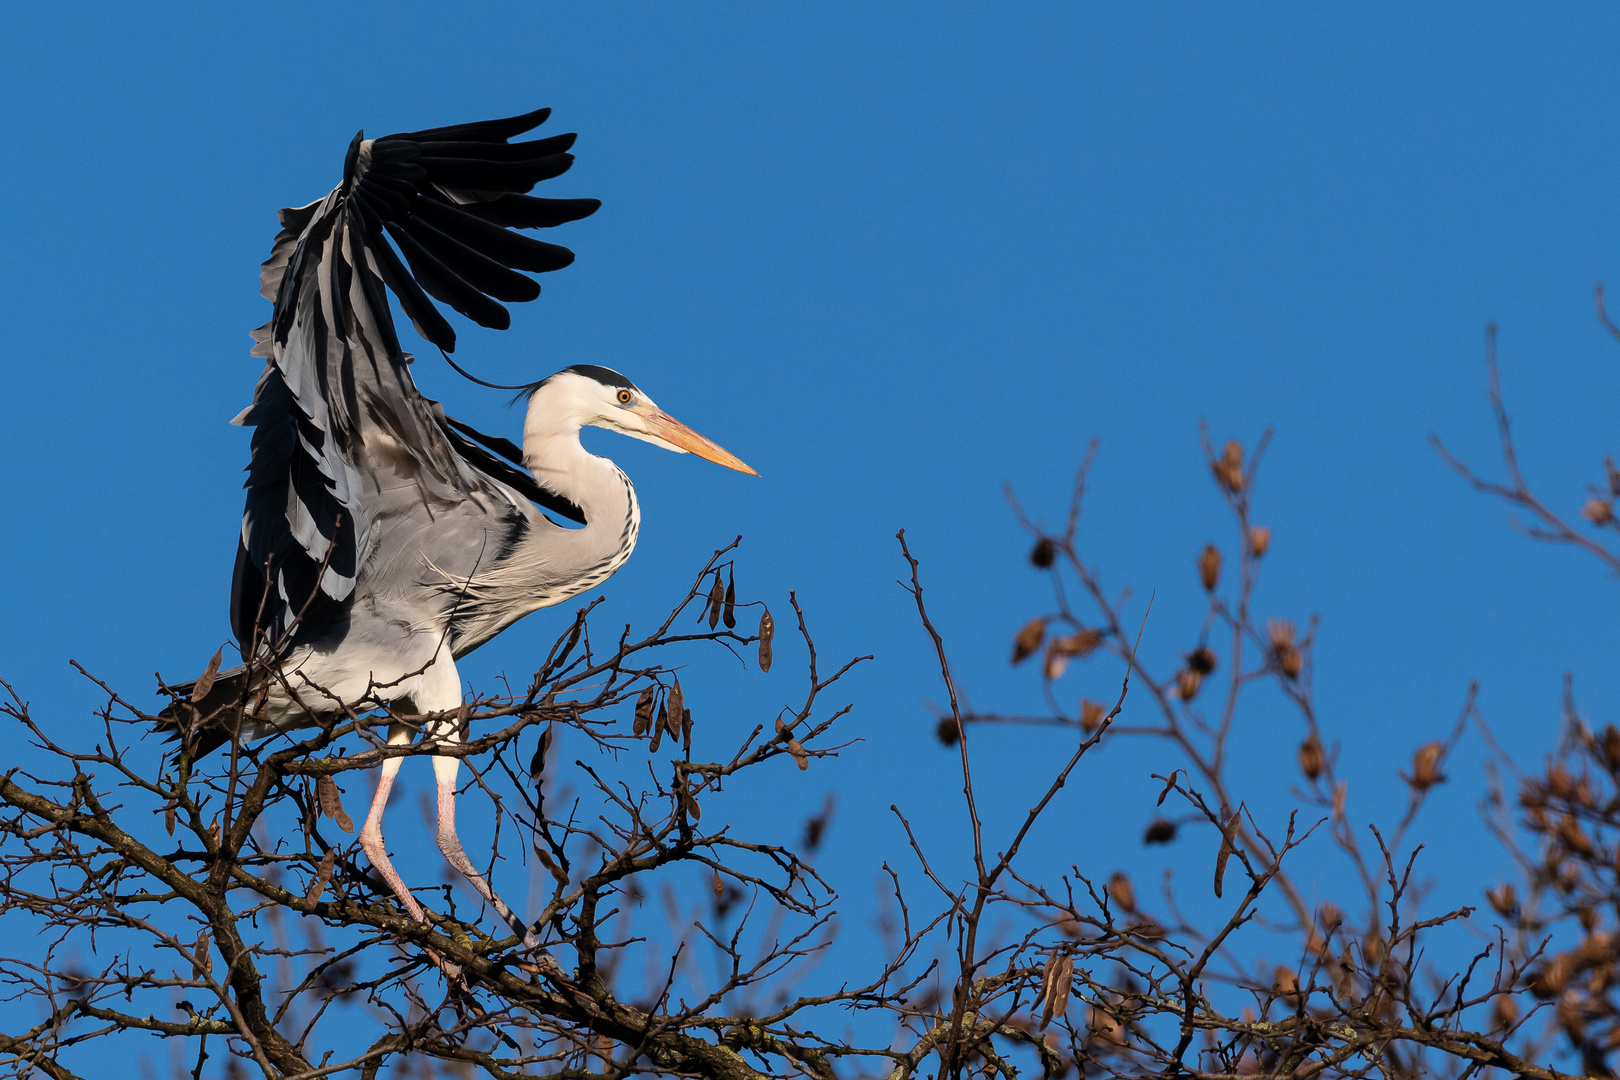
[230,107,600,651]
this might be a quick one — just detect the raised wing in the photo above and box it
[231,107,599,651]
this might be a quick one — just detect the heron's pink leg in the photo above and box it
[357,722,425,921]
[413,648,553,964]
[431,725,544,952]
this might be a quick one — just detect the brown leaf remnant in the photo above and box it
[1080,698,1106,733]
[1030,536,1056,568]
[1249,525,1271,557]
[1583,497,1615,526]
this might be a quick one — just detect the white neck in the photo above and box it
[519,413,641,591]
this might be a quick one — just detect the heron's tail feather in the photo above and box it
[156,664,256,758]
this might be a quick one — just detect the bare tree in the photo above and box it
[5,305,1620,1079]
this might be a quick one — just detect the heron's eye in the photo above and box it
[617,389,632,405]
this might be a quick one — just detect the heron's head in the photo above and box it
[523,365,757,475]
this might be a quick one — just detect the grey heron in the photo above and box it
[167,107,754,956]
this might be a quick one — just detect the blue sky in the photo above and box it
[3,0,1619,1049]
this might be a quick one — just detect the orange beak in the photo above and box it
[642,409,759,476]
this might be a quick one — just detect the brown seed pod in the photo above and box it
[1198,544,1222,591]
[664,678,685,741]
[758,608,774,673]
[1176,669,1203,701]
[1298,734,1325,781]
[1040,954,1074,1028]
[1080,698,1106,733]
[192,930,212,980]
[528,724,553,783]
[707,572,724,630]
[1583,498,1615,526]
[1214,811,1239,898]
[1408,741,1445,791]
[1030,537,1056,568]
[316,775,354,834]
[533,842,569,885]
[1037,951,1059,1009]
[935,717,961,746]
[682,707,693,754]
[1557,813,1595,858]
[1529,953,1573,998]
[192,648,223,702]
[1485,883,1517,917]
[1185,646,1216,675]
[1333,945,1355,999]
[1143,818,1176,845]
[1265,620,1302,678]
[713,869,725,899]
[1249,525,1271,557]
[648,693,665,753]
[1108,871,1136,914]
[1273,965,1301,1008]
[164,800,177,837]
[1492,992,1520,1030]
[633,686,656,736]
[723,568,737,629]
[305,848,337,905]
[1012,618,1047,666]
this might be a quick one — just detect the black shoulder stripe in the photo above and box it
[441,416,586,525]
